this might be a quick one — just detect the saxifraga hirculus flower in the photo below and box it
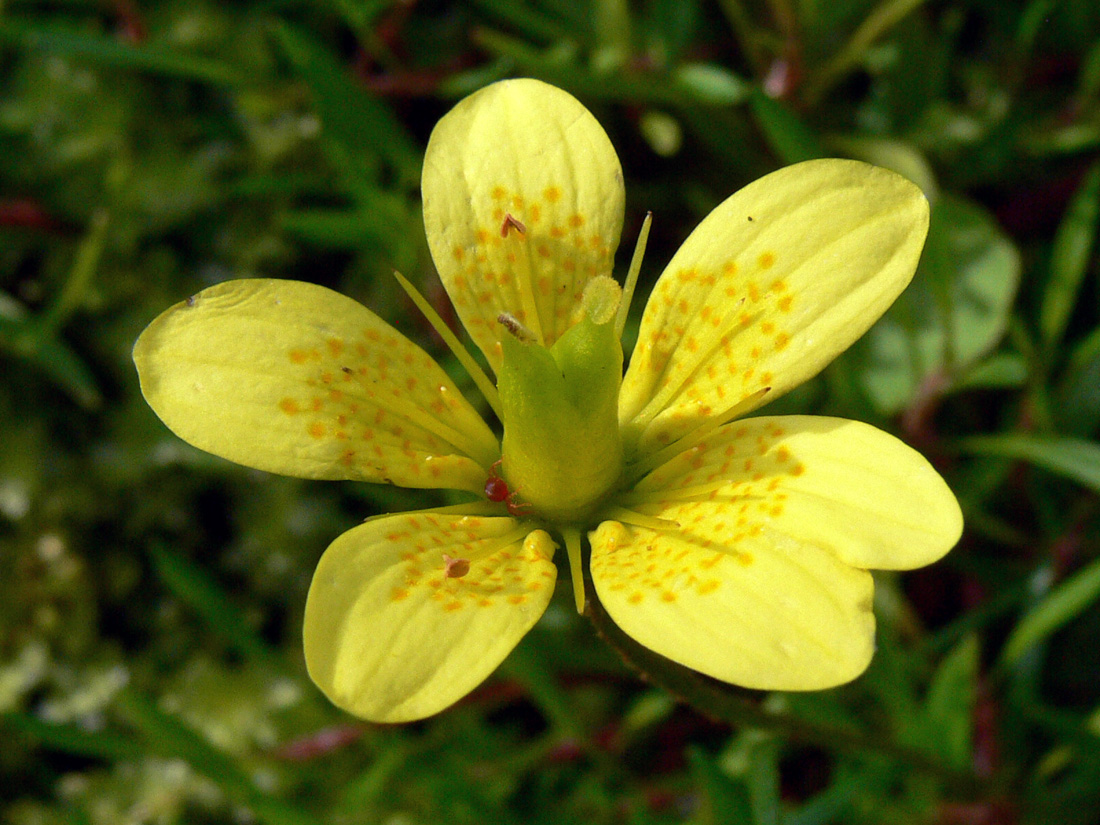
[134,79,962,722]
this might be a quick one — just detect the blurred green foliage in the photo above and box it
[3,0,1100,822]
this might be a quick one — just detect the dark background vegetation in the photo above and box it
[3,0,1100,822]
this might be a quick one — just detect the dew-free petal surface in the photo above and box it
[304,512,556,721]
[619,159,929,455]
[632,416,962,570]
[589,516,875,691]
[134,279,498,492]
[422,78,624,371]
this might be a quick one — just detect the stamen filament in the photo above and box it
[625,387,771,485]
[362,501,510,524]
[619,482,764,506]
[393,270,503,421]
[341,366,499,470]
[628,301,759,432]
[600,506,679,532]
[563,527,586,614]
[615,212,652,339]
[507,234,547,347]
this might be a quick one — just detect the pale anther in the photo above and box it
[501,213,527,237]
[497,312,534,341]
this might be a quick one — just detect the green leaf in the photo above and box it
[673,63,750,105]
[960,434,1100,494]
[279,203,410,251]
[148,543,277,666]
[1057,324,1100,435]
[748,88,825,164]
[1041,162,1100,352]
[272,22,420,194]
[1001,556,1100,666]
[0,315,103,408]
[0,19,240,85]
[688,746,755,825]
[114,688,321,825]
[955,352,1029,391]
[1,711,144,761]
[919,635,979,769]
[852,194,1021,415]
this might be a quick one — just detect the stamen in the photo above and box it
[392,270,503,421]
[629,298,759,431]
[340,365,498,469]
[497,312,535,341]
[625,387,771,485]
[615,212,652,339]
[501,213,527,237]
[563,527,586,614]
[362,501,505,524]
[600,506,680,532]
[580,276,622,326]
[619,482,765,506]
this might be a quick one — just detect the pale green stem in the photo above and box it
[615,212,652,339]
[803,0,930,105]
[563,527,586,613]
[393,271,503,421]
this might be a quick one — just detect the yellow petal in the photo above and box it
[134,279,498,492]
[304,512,556,721]
[422,78,624,371]
[631,416,962,570]
[619,159,929,455]
[589,517,875,690]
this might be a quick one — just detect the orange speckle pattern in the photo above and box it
[621,246,801,450]
[592,418,815,607]
[274,315,496,492]
[374,515,556,613]
[436,180,617,367]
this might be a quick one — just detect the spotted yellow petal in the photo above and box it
[589,516,875,690]
[304,512,556,721]
[619,159,929,456]
[134,279,499,492]
[422,78,625,371]
[629,415,962,571]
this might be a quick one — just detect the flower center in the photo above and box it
[496,277,624,525]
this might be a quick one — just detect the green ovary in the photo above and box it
[497,313,624,524]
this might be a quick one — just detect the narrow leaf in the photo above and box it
[748,88,825,164]
[0,19,240,84]
[1002,556,1100,666]
[960,434,1100,494]
[1041,162,1100,351]
[273,22,420,192]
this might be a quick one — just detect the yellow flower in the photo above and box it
[133,79,962,723]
